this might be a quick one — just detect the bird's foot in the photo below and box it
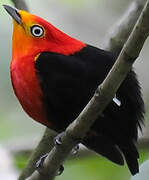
[36,153,49,174]
[54,132,65,145]
[71,144,80,155]
[36,153,64,176]
[56,165,64,176]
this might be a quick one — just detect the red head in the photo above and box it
[4,5,85,59]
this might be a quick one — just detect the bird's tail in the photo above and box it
[119,142,139,175]
[82,134,124,165]
[82,134,139,175]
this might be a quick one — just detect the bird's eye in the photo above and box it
[30,25,44,37]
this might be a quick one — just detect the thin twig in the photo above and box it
[26,1,149,179]
[18,129,56,180]
[11,0,29,11]
[104,0,147,53]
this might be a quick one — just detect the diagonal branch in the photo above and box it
[18,128,57,180]
[26,0,149,180]
[104,0,147,53]
[11,0,29,11]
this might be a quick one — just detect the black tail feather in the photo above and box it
[82,134,124,165]
[83,133,140,175]
[119,142,139,175]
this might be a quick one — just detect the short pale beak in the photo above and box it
[3,5,22,25]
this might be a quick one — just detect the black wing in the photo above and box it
[35,45,145,175]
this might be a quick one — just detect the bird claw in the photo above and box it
[54,132,65,145]
[36,153,49,174]
[56,165,64,176]
[36,153,64,176]
[72,144,79,155]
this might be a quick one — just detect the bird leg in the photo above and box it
[54,132,80,155]
[36,153,48,174]
[36,153,64,176]
[54,132,65,145]
[71,144,80,155]
[56,165,64,176]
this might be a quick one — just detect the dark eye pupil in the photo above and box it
[31,25,44,37]
[34,29,41,34]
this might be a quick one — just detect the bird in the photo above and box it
[4,5,145,175]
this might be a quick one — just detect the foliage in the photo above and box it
[15,153,30,170]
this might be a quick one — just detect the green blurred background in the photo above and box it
[0,0,149,180]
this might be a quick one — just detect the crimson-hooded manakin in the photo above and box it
[4,5,145,175]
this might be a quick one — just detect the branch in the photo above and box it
[18,129,57,180]
[104,0,147,53]
[11,0,29,11]
[26,1,149,180]
[4,133,149,155]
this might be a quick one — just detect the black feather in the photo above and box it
[35,45,145,175]
[83,132,124,165]
[120,143,139,175]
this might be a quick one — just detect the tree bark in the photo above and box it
[18,128,57,180]
[11,0,29,11]
[104,0,147,53]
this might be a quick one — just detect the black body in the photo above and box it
[35,45,145,175]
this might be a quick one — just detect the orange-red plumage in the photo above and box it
[10,55,50,126]
[12,10,85,58]
[10,9,85,127]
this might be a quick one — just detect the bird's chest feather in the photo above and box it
[10,56,50,127]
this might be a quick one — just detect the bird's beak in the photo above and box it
[3,5,22,25]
